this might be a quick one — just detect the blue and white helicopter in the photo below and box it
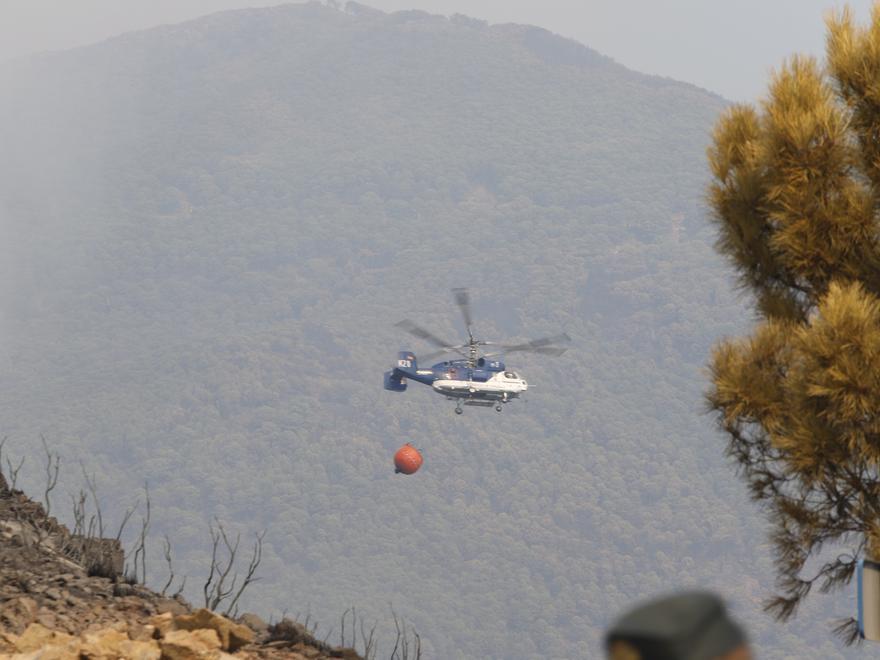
[384,289,570,414]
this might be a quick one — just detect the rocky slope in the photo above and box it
[0,471,363,659]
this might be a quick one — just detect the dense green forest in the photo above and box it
[0,2,859,657]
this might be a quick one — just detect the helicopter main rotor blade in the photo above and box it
[488,333,572,354]
[529,346,569,356]
[452,288,473,334]
[483,346,569,359]
[395,320,459,352]
[420,345,470,362]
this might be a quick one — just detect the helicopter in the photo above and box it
[384,288,570,414]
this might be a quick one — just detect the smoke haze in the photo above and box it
[0,0,875,100]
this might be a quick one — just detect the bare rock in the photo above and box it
[79,627,129,659]
[79,627,161,660]
[5,571,31,594]
[128,622,157,642]
[119,639,163,660]
[160,628,222,660]
[0,631,18,653]
[148,612,175,638]
[238,612,269,635]
[13,646,81,659]
[156,597,189,616]
[35,607,58,629]
[293,643,323,658]
[173,609,254,652]
[0,596,38,633]
[13,622,77,653]
[53,613,79,635]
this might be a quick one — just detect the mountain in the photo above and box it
[0,2,856,658]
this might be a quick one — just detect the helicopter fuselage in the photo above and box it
[384,351,528,413]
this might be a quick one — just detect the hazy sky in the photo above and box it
[0,0,876,100]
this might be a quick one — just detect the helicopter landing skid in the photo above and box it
[454,399,506,414]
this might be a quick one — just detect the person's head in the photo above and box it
[605,591,751,660]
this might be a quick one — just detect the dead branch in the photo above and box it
[128,483,151,584]
[209,521,240,609]
[390,606,420,660]
[139,483,151,583]
[161,534,175,597]
[0,435,7,487]
[390,607,400,660]
[40,435,60,518]
[159,531,188,598]
[340,607,349,648]
[173,574,187,599]
[6,455,24,491]
[80,462,103,538]
[359,612,377,660]
[59,489,89,562]
[71,490,86,535]
[222,529,265,616]
[202,519,264,613]
[203,523,220,608]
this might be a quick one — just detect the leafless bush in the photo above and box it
[128,483,151,584]
[81,463,104,538]
[0,442,199,593]
[328,605,420,659]
[5,453,24,492]
[160,534,187,598]
[340,606,377,660]
[0,436,8,491]
[389,606,421,660]
[61,469,134,580]
[40,435,60,518]
[0,438,28,548]
[202,519,265,616]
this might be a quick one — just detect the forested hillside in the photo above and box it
[0,2,857,657]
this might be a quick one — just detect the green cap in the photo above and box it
[605,591,747,660]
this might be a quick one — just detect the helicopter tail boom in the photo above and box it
[384,351,430,391]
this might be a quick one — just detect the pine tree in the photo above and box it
[707,6,880,641]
